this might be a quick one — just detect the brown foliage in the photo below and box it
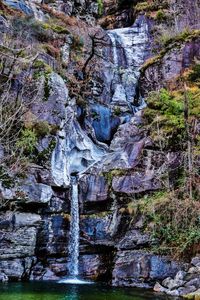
[45,43,60,59]
[39,4,86,30]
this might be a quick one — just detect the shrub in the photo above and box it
[137,192,200,258]
[144,89,185,150]
[144,86,200,150]
[0,167,15,188]
[34,121,50,138]
[16,129,37,155]
[124,191,200,258]
[188,64,200,83]
[36,138,56,165]
[155,10,166,23]
[113,107,121,116]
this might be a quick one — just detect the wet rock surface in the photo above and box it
[0,0,199,292]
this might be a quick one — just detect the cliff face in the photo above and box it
[0,0,200,295]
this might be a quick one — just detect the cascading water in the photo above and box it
[57,16,150,285]
[68,177,79,278]
[107,16,149,112]
[59,177,92,284]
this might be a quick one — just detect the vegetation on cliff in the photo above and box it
[138,39,200,259]
[0,1,106,186]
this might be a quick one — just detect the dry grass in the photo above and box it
[39,4,89,36]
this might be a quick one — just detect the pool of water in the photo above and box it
[0,281,176,300]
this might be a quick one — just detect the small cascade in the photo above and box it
[108,196,119,237]
[109,34,118,66]
[68,176,80,278]
[107,17,149,111]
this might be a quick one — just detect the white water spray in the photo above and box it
[108,18,149,108]
[59,177,93,284]
[68,177,79,277]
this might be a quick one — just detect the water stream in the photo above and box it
[68,177,79,278]
[58,16,150,286]
[107,17,149,111]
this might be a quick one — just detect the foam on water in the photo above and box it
[58,278,94,285]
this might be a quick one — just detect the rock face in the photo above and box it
[3,0,34,16]
[2,0,98,22]
[112,251,184,288]
[0,0,200,293]
[141,39,200,93]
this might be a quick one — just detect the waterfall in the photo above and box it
[109,34,118,66]
[107,17,149,110]
[59,175,94,284]
[57,17,150,285]
[68,177,80,277]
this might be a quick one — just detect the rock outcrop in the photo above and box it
[154,257,200,298]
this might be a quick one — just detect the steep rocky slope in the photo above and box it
[0,0,200,297]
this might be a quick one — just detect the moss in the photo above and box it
[16,128,38,155]
[33,59,52,74]
[97,0,104,16]
[71,35,84,52]
[12,17,53,42]
[183,293,200,300]
[43,74,51,101]
[103,169,129,186]
[50,124,60,135]
[155,9,167,22]
[141,55,161,72]
[113,107,121,116]
[135,1,168,13]
[62,213,71,222]
[76,96,87,108]
[42,23,69,34]
[163,28,200,47]
[33,59,52,101]
[33,60,46,69]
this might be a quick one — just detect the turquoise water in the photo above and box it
[0,282,175,300]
